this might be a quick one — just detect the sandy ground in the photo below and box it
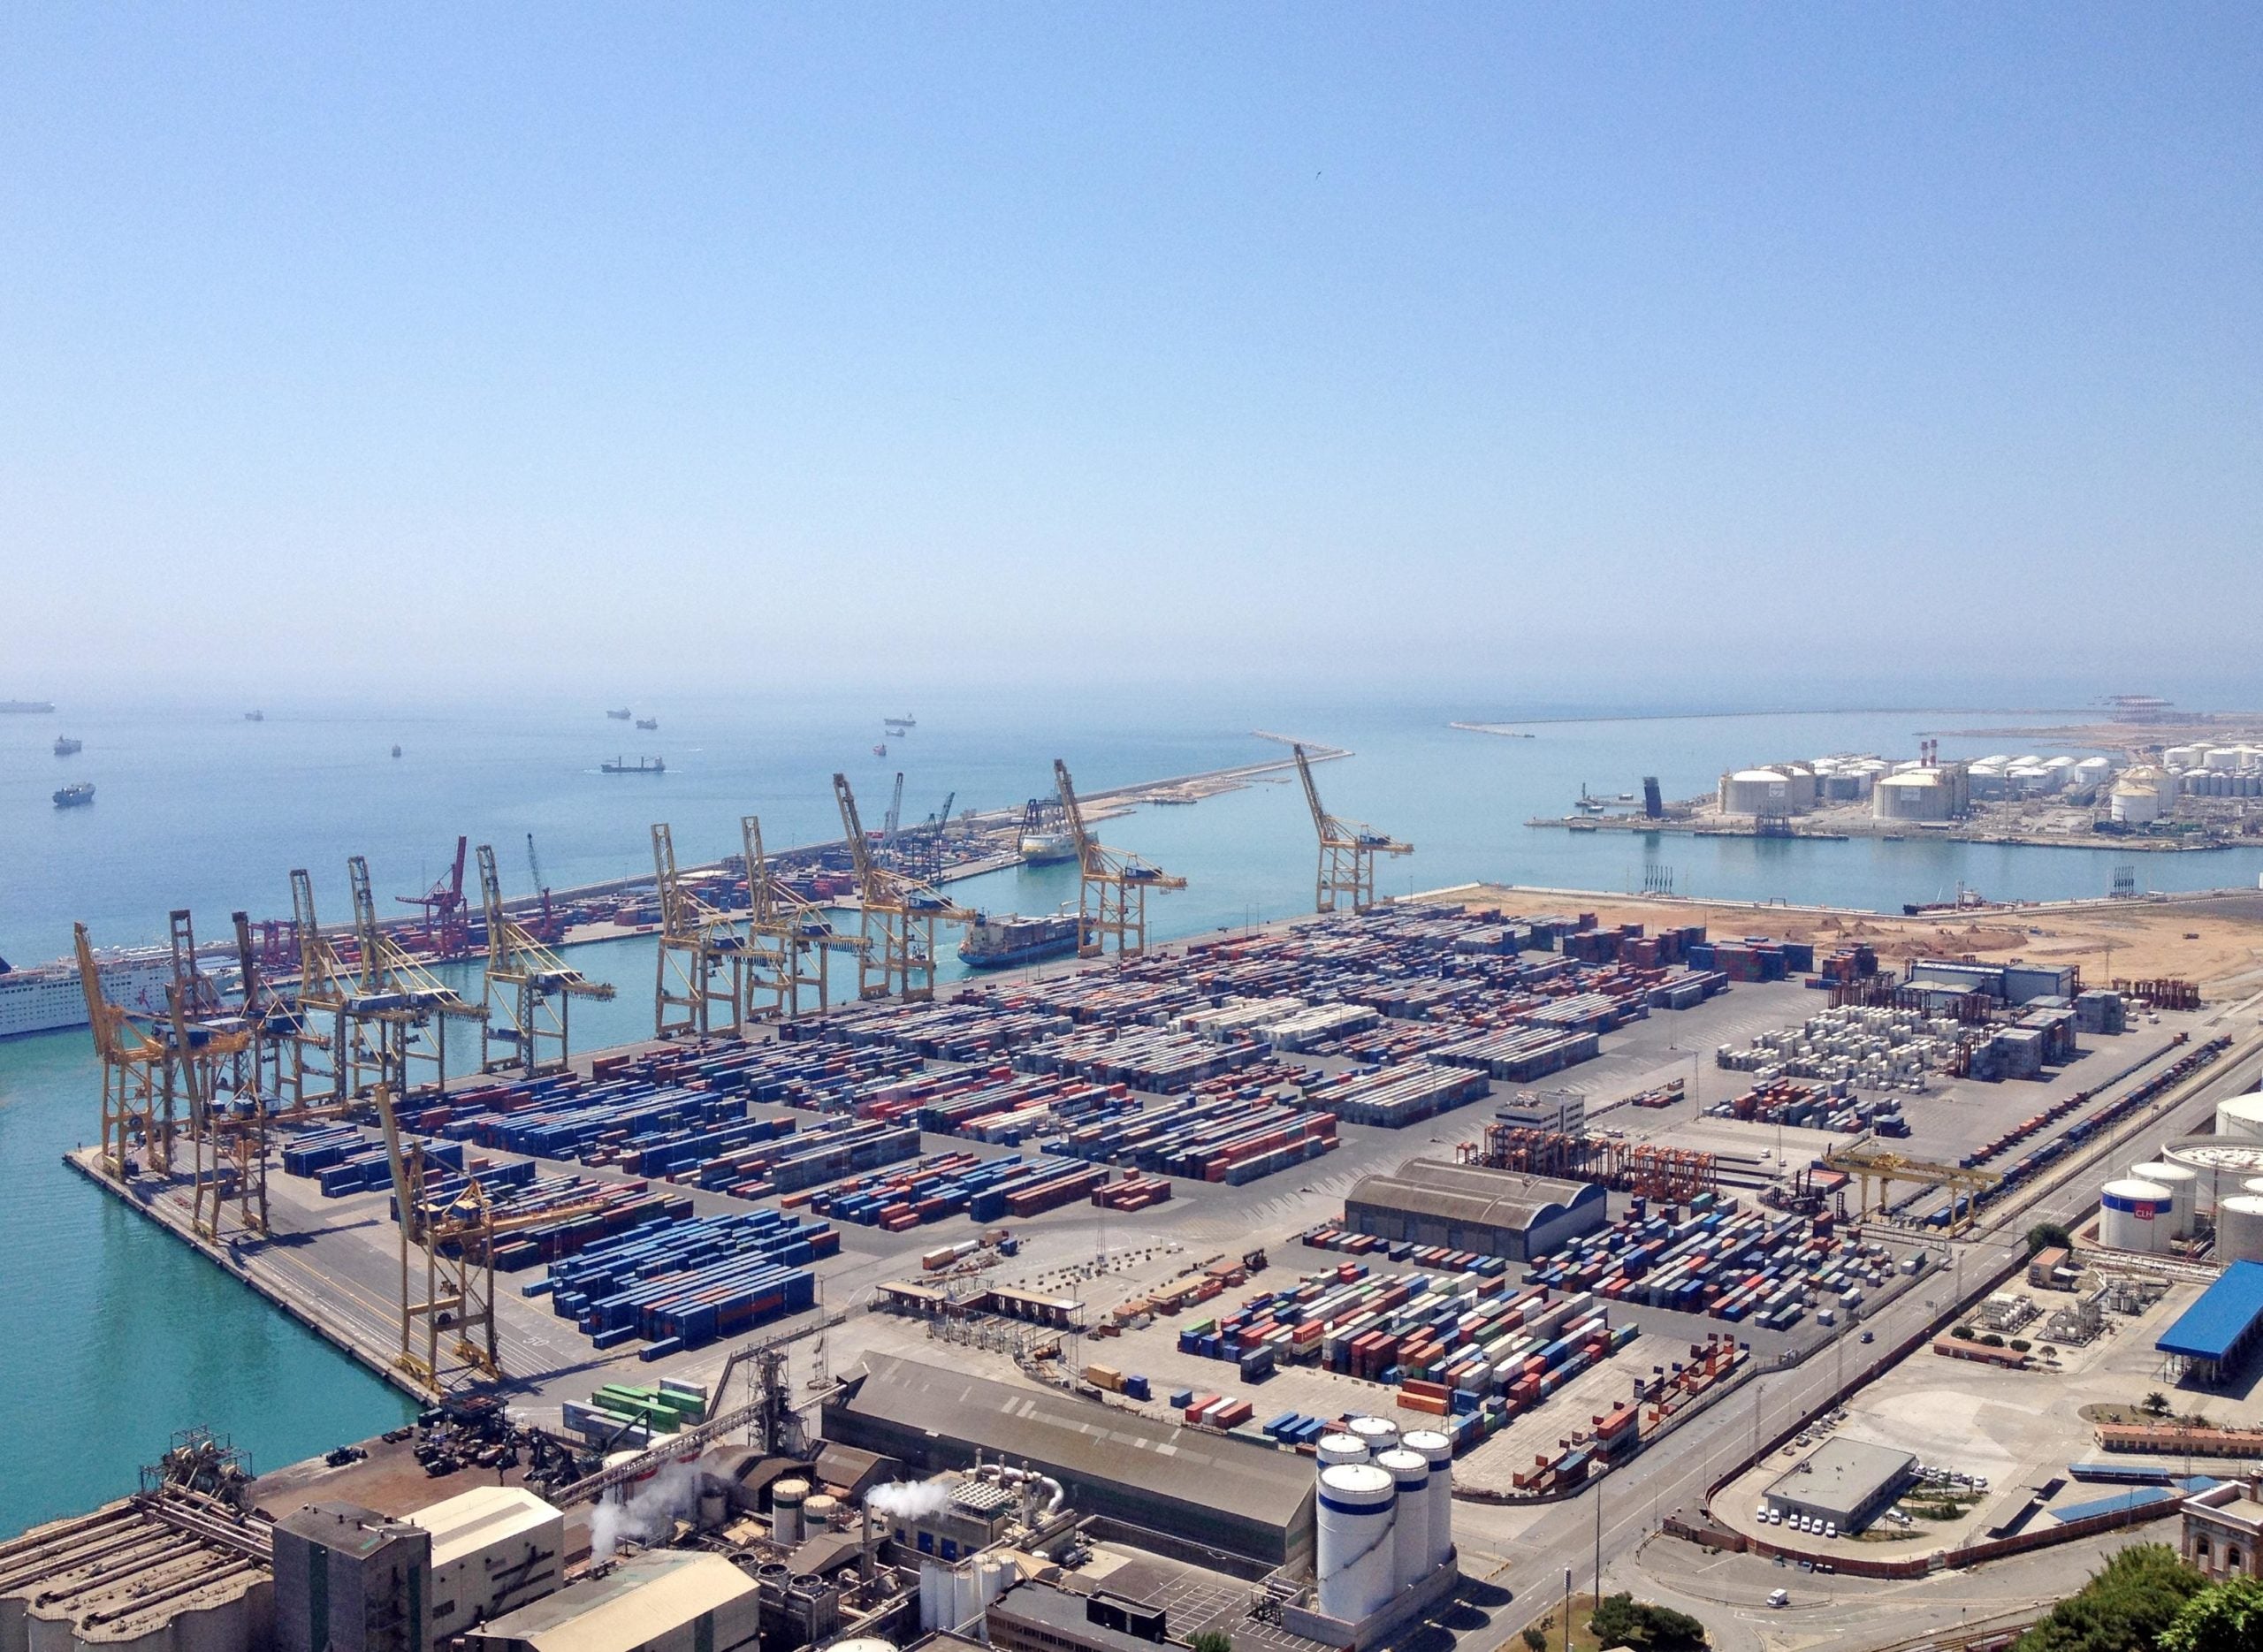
[1439,886,2263,1001]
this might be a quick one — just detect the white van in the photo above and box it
[1768,1589,1790,1609]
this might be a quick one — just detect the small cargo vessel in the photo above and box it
[958,910,1080,970]
[602,756,666,774]
[53,736,82,756]
[635,716,659,730]
[53,782,95,808]
[1,700,55,713]
[606,708,632,720]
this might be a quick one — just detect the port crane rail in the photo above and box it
[834,773,975,1002]
[1055,758,1186,957]
[652,823,750,1040]
[741,814,860,1021]
[477,843,613,1076]
[1293,742,1412,914]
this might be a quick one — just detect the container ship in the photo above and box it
[0,700,54,713]
[602,756,665,774]
[0,945,171,1038]
[957,910,1081,971]
[53,782,95,808]
[53,736,82,756]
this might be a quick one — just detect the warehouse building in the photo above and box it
[274,1502,431,1652]
[406,1487,564,1648]
[823,1355,1315,1569]
[462,1551,758,1652]
[1344,1162,1606,1262]
[1762,1439,1914,1533]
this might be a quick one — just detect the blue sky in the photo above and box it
[2,7,2257,698]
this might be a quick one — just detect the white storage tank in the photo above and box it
[1318,1432,1370,1466]
[2218,1196,2263,1265]
[1720,769,1790,815]
[2161,1138,2263,1214]
[1316,1463,1398,1623]
[804,1493,840,1531]
[772,1478,808,1547]
[1347,1415,1399,1457]
[2100,1178,2172,1252]
[1376,1447,1431,1595]
[1401,1428,1454,1571]
[2130,1161,2198,1239]
[2218,1092,2263,1141]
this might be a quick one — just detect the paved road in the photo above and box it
[1429,989,2263,1651]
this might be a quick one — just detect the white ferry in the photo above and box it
[0,945,175,1039]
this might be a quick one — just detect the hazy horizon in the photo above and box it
[4,8,2259,697]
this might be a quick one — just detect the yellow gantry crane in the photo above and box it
[1293,742,1412,914]
[1054,758,1185,957]
[232,908,317,1113]
[652,823,749,1039]
[1821,1147,2000,1236]
[834,773,974,1001]
[477,843,613,1076]
[164,909,268,1244]
[741,813,856,1020]
[76,923,173,1181]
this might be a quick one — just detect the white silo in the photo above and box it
[1318,1432,1370,1466]
[2100,1178,2172,1252]
[772,1479,808,1546]
[2217,1092,2263,1141]
[2218,1196,2263,1265]
[1316,1462,1398,1623]
[1347,1415,1399,1457]
[2131,1161,2198,1238]
[1375,1448,1430,1594]
[1401,1429,1454,1571]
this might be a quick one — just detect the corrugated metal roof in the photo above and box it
[2157,1260,2263,1361]
[407,1485,560,1569]
[829,1354,1313,1527]
[474,1550,751,1652]
[1345,1161,1601,1231]
[2051,1486,2176,1523]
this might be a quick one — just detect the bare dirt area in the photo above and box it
[1437,886,2263,1000]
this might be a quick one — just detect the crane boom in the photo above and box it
[834,773,971,1001]
[1053,759,1185,957]
[1293,742,1411,914]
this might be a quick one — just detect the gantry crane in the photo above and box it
[1293,743,1412,914]
[741,814,858,1020]
[1054,759,1185,957]
[477,843,613,1076]
[1821,1147,2000,1236]
[165,910,268,1243]
[834,772,974,1001]
[396,835,472,958]
[652,823,748,1039]
[232,909,316,1111]
[77,923,172,1181]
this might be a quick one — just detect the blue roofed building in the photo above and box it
[2156,1260,2263,1385]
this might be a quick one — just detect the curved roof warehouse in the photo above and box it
[1343,1162,1606,1262]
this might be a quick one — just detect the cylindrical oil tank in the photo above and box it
[2219,1093,2263,1141]
[2130,1161,2198,1238]
[1316,1463,1397,1624]
[804,1493,840,1531]
[1347,1415,1399,1457]
[1317,1432,1370,1466]
[772,1479,808,1547]
[1375,1448,1430,1595]
[827,1640,897,1652]
[1401,1429,1453,1570]
[2221,1197,2263,1265]
[2100,1178,2172,1252]
[2160,1138,2263,1215]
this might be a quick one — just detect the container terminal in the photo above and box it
[21,748,2263,1652]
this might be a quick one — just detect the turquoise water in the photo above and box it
[6,691,2262,1535]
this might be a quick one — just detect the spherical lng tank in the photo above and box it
[1316,1462,1398,1624]
[1317,1432,1370,1466]
[2130,1161,2198,1238]
[2221,1197,2263,1266]
[2100,1178,2172,1252]
[2219,1092,2263,1141]
[1376,1447,1431,1595]
[1401,1428,1454,1570]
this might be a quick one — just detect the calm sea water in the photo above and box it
[5,689,2260,1534]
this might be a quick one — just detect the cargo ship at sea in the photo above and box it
[957,910,1081,970]
[0,945,172,1038]
[52,783,95,809]
[602,755,665,774]
[1,699,55,714]
[52,736,81,756]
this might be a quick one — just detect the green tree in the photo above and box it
[1587,1593,1707,1652]
[2013,1544,2199,1652]
[1189,1633,1233,1652]
[2027,1222,2074,1256]
[2141,1392,2172,1419]
[1520,1626,1549,1652]
[2157,1575,2263,1652]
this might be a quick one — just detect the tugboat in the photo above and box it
[957,909,1080,970]
[53,736,82,757]
[601,755,666,774]
[53,782,95,808]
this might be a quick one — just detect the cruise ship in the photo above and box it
[957,910,1081,971]
[0,945,175,1039]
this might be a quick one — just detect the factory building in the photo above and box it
[824,1355,1317,1568]
[1762,1439,1914,1533]
[273,1504,431,1652]
[1871,764,1970,823]
[1343,1162,1605,1262]
[1491,1091,1585,1137]
[461,1551,758,1652]
[404,1487,563,1649]
[0,1496,273,1652]
[986,1582,1169,1652]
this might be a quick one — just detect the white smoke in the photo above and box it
[591,1459,704,1563]
[865,1476,956,1521]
